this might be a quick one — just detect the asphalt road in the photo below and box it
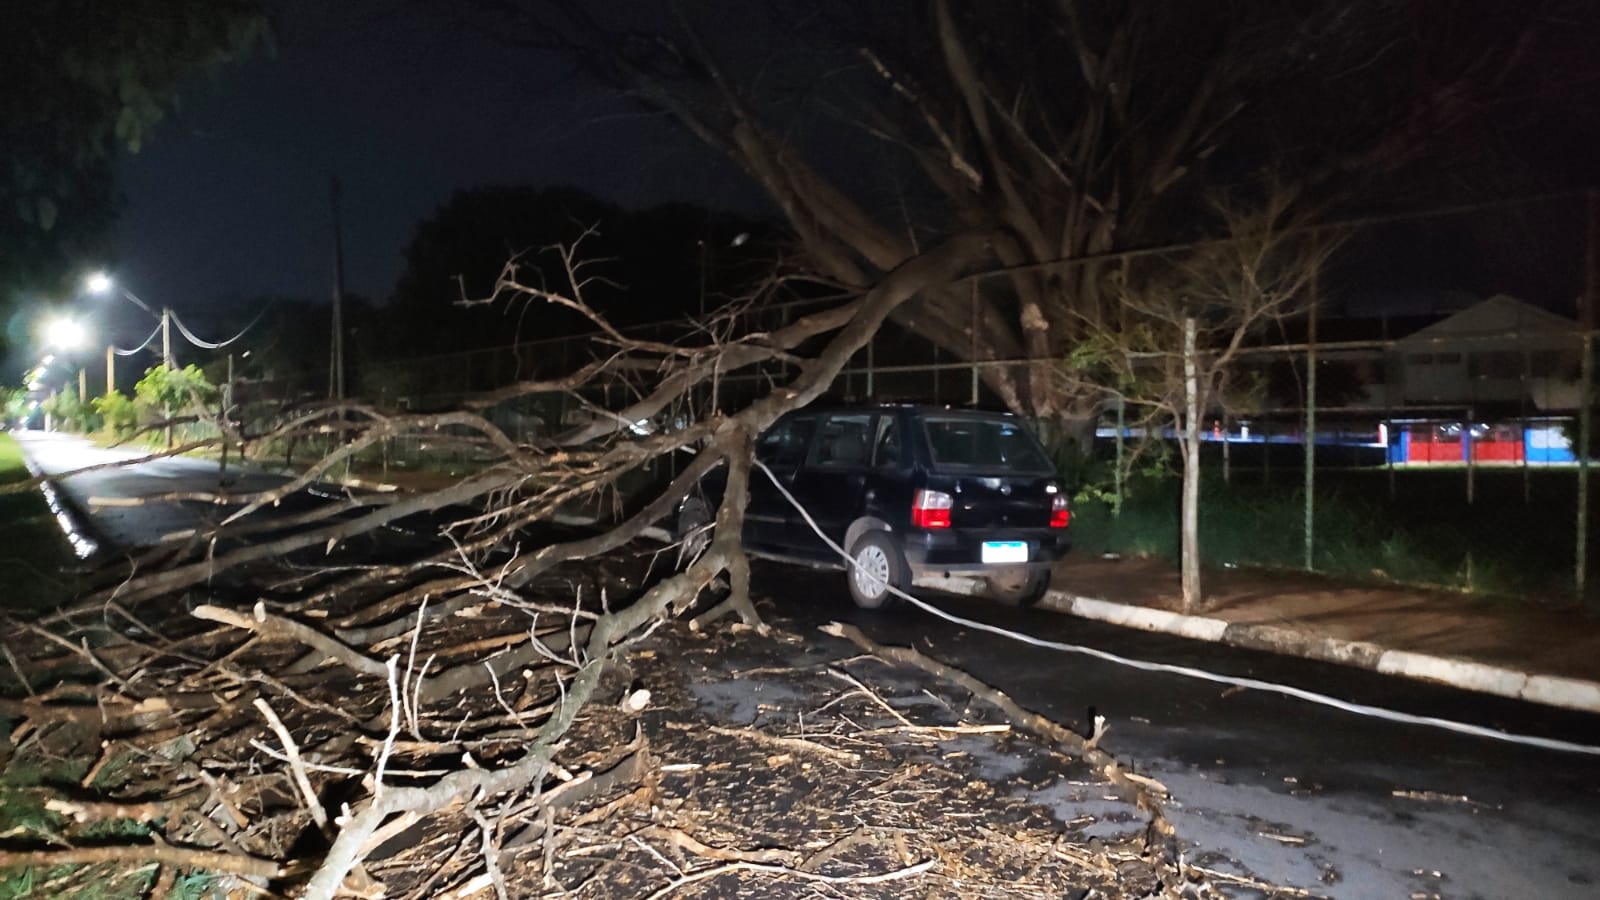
[764,566,1600,899]
[13,430,297,549]
[17,431,1600,898]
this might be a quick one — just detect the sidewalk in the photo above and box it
[1041,555,1600,714]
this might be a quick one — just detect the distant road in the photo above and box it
[13,430,298,549]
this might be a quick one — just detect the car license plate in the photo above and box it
[981,540,1028,563]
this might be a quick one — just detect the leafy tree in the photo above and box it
[93,391,139,439]
[134,365,218,425]
[0,1,267,366]
[41,387,91,433]
[2,388,26,427]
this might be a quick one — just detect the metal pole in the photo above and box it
[970,281,980,405]
[1383,317,1396,500]
[1467,406,1476,506]
[1222,415,1231,484]
[330,176,347,402]
[1522,346,1531,505]
[698,240,707,317]
[162,307,173,447]
[1114,397,1125,518]
[1304,272,1318,571]
[1580,334,1592,600]
[1579,189,1597,601]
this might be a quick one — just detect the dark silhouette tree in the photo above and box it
[497,0,1591,447]
[0,1,267,367]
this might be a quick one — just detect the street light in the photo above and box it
[85,271,171,372]
[44,316,86,351]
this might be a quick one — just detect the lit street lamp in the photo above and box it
[86,271,172,373]
[44,316,86,351]
[42,316,91,403]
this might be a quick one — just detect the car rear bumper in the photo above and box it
[899,527,1068,577]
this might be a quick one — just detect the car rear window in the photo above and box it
[920,416,1054,473]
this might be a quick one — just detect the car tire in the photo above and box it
[846,532,907,609]
[986,567,1051,608]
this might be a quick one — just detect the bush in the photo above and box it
[134,364,217,423]
[94,391,139,439]
[39,387,97,433]
[1068,470,1530,599]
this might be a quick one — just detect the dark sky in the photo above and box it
[100,0,1596,344]
[107,1,758,328]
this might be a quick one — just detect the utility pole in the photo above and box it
[162,307,172,369]
[329,175,347,402]
[105,345,114,396]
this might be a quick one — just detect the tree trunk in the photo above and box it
[1180,316,1203,612]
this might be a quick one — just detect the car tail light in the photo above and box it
[911,489,953,529]
[1049,494,1071,528]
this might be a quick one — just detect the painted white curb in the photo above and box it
[1376,650,1530,699]
[1041,589,1600,715]
[1522,675,1600,713]
[1043,592,1229,642]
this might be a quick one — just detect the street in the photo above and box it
[13,430,296,550]
[769,568,1600,898]
[16,432,1600,898]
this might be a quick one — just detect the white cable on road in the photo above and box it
[753,460,1600,757]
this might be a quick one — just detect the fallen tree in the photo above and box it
[0,231,1256,897]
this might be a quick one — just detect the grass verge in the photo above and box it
[0,434,80,614]
[1069,468,1577,602]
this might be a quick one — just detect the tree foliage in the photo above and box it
[93,390,139,439]
[134,364,218,422]
[0,1,267,360]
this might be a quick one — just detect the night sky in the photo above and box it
[106,1,759,328]
[92,0,1598,346]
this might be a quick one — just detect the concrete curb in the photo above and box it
[1037,590,1600,716]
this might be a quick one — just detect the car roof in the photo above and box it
[791,402,1023,418]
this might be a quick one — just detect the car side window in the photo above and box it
[757,416,816,470]
[872,415,901,468]
[809,414,873,469]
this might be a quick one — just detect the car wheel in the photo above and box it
[675,497,712,566]
[847,532,907,609]
[986,567,1051,608]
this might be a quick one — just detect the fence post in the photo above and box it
[1581,189,1597,602]
[1304,276,1318,571]
[1580,333,1592,600]
[1114,396,1125,518]
[1466,406,1476,506]
[970,281,980,405]
[1222,416,1231,484]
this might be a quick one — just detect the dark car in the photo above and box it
[678,404,1070,608]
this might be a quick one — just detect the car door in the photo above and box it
[785,411,875,559]
[745,414,817,550]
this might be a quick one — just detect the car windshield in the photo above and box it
[920,416,1054,473]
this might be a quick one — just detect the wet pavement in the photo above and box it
[768,569,1600,898]
[17,430,1600,897]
